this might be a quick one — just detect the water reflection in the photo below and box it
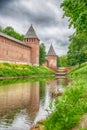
[0,78,69,130]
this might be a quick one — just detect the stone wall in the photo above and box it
[24,38,40,65]
[0,36,31,64]
[46,55,57,67]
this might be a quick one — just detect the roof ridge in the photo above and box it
[47,44,56,56]
[24,25,39,39]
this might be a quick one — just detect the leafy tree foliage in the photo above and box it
[59,55,68,67]
[67,49,87,67]
[61,0,87,66]
[67,34,87,66]
[39,43,46,65]
[0,26,24,41]
[57,56,60,67]
[0,26,3,32]
[3,26,24,41]
[61,0,87,32]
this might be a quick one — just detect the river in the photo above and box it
[0,77,69,130]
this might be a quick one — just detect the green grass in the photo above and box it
[45,63,87,130]
[68,62,87,75]
[0,63,55,77]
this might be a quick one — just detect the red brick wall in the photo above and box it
[46,55,57,67]
[24,38,40,65]
[0,36,31,64]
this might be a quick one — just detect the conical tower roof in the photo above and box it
[24,25,39,39]
[47,44,56,56]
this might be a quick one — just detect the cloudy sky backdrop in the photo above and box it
[0,0,74,56]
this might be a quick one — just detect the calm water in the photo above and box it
[0,78,69,130]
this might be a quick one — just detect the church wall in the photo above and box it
[0,36,31,64]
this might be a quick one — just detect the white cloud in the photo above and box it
[0,0,74,56]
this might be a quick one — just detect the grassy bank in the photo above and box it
[45,63,87,130]
[0,63,54,77]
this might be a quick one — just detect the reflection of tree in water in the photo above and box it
[28,82,40,110]
[0,77,65,129]
[39,81,46,105]
[2,109,21,126]
[0,82,40,127]
[48,80,57,94]
[26,82,40,124]
[57,78,70,86]
[0,77,54,87]
[47,78,71,97]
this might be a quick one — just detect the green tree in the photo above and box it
[39,43,46,65]
[67,33,87,66]
[61,0,87,66]
[57,56,60,67]
[3,26,24,41]
[67,49,87,67]
[61,0,87,33]
[59,55,68,67]
[0,26,3,32]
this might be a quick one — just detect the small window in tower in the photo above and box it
[27,39,28,42]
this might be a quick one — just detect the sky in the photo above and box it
[0,0,74,56]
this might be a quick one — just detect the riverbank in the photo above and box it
[0,63,55,78]
[44,63,87,130]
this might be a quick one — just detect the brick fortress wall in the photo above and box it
[0,36,31,64]
[24,38,40,65]
[46,55,57,67]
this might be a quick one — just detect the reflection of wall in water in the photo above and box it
[47,78,70,94]
[0,82,40,117]
[57,78,70,86]
[28,82,40,111]
[26,82,40,123]
[47,80,57,93]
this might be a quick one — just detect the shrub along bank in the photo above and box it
[45,63,87,130]
[0,63,55,77]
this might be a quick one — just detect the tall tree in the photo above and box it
[67,34,87,66]
[59,55,68,67]
[39,43,46,65]
[61,0,87,32]
[57,56,60,67]
[61,0,87,66]
[0,26,3,32]
[3,26,24,41]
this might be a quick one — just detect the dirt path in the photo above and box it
[30,124,44,130]
[72,114,87,130]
